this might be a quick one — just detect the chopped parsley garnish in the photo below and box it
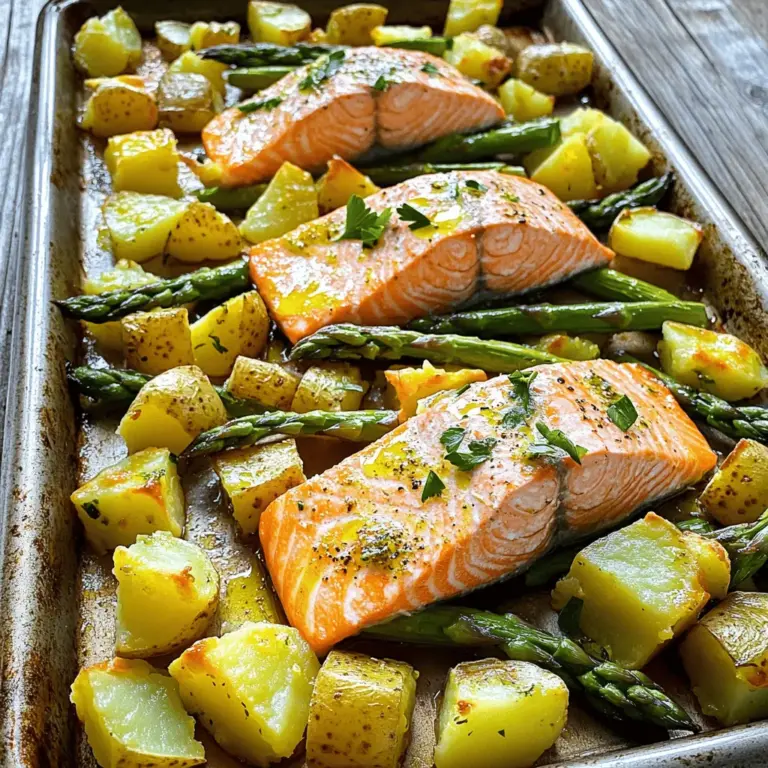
[82,501,100,520]
[530,422,588,465]
[454,383,471,397]
[440,426,466,454]
[337,195,392,248]
[299,49,345,91]
[397,202,431,230]
[421,62,441,75]
[209,334,228,354]
[422,470,445,501]
[607,395,638,432]
[238,96,283,114]
[373,75,390,91]
[508,370,537,411]
[465,179,488,195]
[502,192,520,203]
[440,426,497,470]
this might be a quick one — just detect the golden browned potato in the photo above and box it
[165,202,242,263]
[444,33,512,87]
[189,20,240,50]
[316,156,379,214]
[168,51,228,95]
[226,357,302,409]
[105,128,182,198]
[325,4,388,45]
[122,307,195,375]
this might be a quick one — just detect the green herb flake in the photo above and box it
[502,192,520,203]
[397,202,432,230]
[422,470,445,501]
[337,195,393,248]
[501,406,526,429]
[440,426,466,454]
[421,62,441,75]
[508,370,538,411]
[82,501,100,520]
[373,74,390,91]
[209,334,229,354]
[297,500,305,511]
[299,49,346,91]
[531,422,588,465]
[454,383,471,397]
[238,96,283,114]
[607,394,638,432]
[465,179,488,195]
[446,437,498,472]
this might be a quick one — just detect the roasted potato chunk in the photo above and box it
[191,291,270,377]
[370,24,432,46]
[681,592,768,726]
[214,440,306,535]
[444,0,502,37]
[699,439,768,525]
[226,356,302,409]
[71,448,185,554]
[535,333,600,361]
[291,363,366,413]
[73,6,142,77]
[526,133,597,201]
[586,118,651,194]
[71,658,205,768]
[165,201,242,263]
[517,43,594,96]
[122,307,195,375]
[105,128,182,198]
[326,4,388,45]
[158,72,223,134]
[155,20,192,61]
[498,78,554,122]
[434,659,568,768]
[169,622,319,765]
[248,1,312,46]
[552,512,730,668]
[104,191,187,263]
[219,560,284,632]
[316,156,380,214]
[658,321,768,402]
[80,79,158,137]
[168,51,228,96]
[114,531,219,657]
[118,365,227,455]
[189,20,240,50]
[306,650,418,768]
[444,33,512,87]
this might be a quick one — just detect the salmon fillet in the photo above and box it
[203,47,504,186]
[250,171,614,343]
[259,360,716,654]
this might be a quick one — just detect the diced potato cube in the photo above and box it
[114,531,219,657]
[169,51,228,96]
[371,25,432,46]
[240,161,319,244]
[219,561,284,632]
[105,128,182,198]
[680,592,768,725]
[118,365,227,455]
[552,512,730,668]
[104,191,187,263]
[444,33,512,87]
[168,622,320,765]
[291,363,366,413]
[155,20,192,61]
[191,291,269,377]
[526,134,597,201]
[306,650,418,768]
[166,201,242,262]
[248,2,312,46]
[516,42,594,96]
[71,658,205,768]
[560,106,606,138]
[326,4,388,45]
[158,72,223,134]
[385,361,487,421]
[444,0,502,37]
[73,7,142,77]
[122,307,195,375]
[434,659,568,768]
[658,321,768,402]
[189,20,240,50]
[586,118,651,194]
[71,448,185,554]
[498,78,554,122]
[226,357,302,409]
[535,333,600,361]
[609,207,703,270]
[316,156,380,214]
[699,439,768,525]
[214,440,305,535]
[81,80,158,138]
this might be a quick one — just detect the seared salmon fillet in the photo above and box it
[203,47,504,186]
[250,171,614,343]
[259,359,716,654]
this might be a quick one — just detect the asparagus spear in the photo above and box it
[568,174,674,231]
[183,409,400,458]
[195,183,268,212]
[408,300,708,337]
[200,42,340,66]
[56,260,251,323]
[289,324,564,371]
[364,162,524,186]
[571,268,678,303]
[227,66,296,90]
[68,365,267,419]
[368,606,695,731]
[385,37,452,55]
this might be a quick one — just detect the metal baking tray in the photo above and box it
[3,0,768,765]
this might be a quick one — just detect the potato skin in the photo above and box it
[248,1,312,46]
[165,202,242,263]
[73,7,142,77]
[291,363,367,413]
[158,72,222,134]
[516,42,594,96]
[80,80,158,138]
[122,307,195,375]
[226,357,302,409]
[325,4,388,45]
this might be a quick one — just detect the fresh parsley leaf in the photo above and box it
[397,202,431,230]
[440,426,466,454]
[446,437,498,472]
[422,470,445,501]
[209,334,228,354]
[533,422,588,465]
[373,75,390,91]
[454,383,471,397]
[607,395,638,432]
[299,49,346,91]
[238,96,283,114]
[502,192,520,203]
[508,370,537,411]
[501,405,526,429]
[421,62,441,75]
[465,179,488,195]
[337,195,393,248]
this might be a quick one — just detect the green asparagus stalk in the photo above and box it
[568,173,674,231]
[571,268,678,302]
[367,606,695,731]
[227,66,296,90]
[67,365,267,419]
[364,162,524,186]
[385,37,452,55]
[56,260,251,323]
[183,409,400,458]
[408,300,708,337]
[200,42,340,67]
[289,324,564,371]
[195,183,268,212]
